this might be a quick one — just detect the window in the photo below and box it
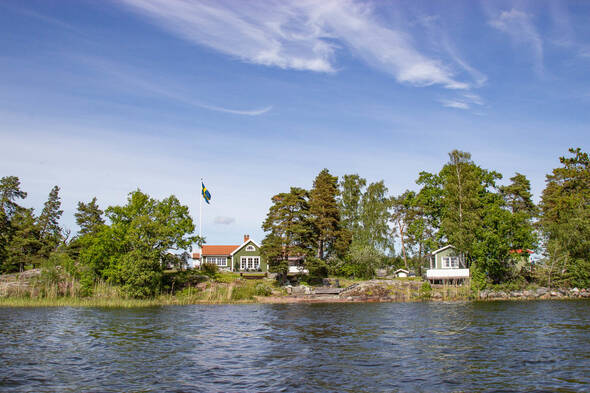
[240,256,260,270]
[246,245,255,251]
[207,256,227,267]
[443,256,459,268]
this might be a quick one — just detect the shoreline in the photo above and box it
[1,292,588,308]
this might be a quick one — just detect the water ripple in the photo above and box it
[0,301,589,392]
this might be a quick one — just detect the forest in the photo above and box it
[1,147,589,298]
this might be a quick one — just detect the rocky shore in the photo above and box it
[263,280,590,303]
[478,287,590,300]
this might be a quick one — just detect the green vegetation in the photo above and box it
[1,147,590,305]
[258,148,590,290]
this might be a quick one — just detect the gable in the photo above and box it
[230,239,261,256]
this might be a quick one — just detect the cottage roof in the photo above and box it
[394,269,409,274]
[201,245,239,256]
[428,245,457,256]
[191,252,201,259]
[230,239,261,256]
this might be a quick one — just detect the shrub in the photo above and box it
[342,245,382,279]
[117,250,162,298]
[419,281,432,299]
[305,257,328,284]
[255,282,272,296]
[201,262,218,277]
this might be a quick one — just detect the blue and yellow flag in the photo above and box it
[201,182,211,204]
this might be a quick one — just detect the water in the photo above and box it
[1,301,589,392]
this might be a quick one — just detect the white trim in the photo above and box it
[431,245,457,255]
[240,256,260,270]
[230,239,261,256]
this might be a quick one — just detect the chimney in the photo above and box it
[244,234,250,243]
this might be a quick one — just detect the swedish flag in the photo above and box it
[201,182,211,204]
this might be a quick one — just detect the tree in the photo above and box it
[439,150,483,255]
[539,148,590,287]
[2,208,42,272]
[359,181,392,252]
[261,187,314,276]
[79,190,199,297]
[309,169,343,260]
[37,185,63,257]
[390,191,416,269]
[500,173,538,261]
[339,174,366,242]
[0,176,28,267]
[75,197,105,236]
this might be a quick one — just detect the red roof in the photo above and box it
[509,249,533,254]
[191,253,201,259]
[201,245,239,256]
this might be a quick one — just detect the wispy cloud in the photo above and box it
[440,99,469,110]
[214,216,235,225]
[120,0,471,89]
[74,55,272,116]
[439,93,484,110]
[489,9,543,75]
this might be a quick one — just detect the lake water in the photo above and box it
[1,300,589,392]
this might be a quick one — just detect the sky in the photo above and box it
[1,0,589,246]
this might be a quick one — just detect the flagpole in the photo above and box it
[199,177,203,242]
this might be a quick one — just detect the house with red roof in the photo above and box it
[191,235,267,272]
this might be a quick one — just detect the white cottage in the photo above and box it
[425,245,470,285]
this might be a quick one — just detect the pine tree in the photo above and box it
[0,176,28,270]
[37,185,64,257]
[540,148,590,287]
[261,187,314,275]
[309,169,342,260]
[75,197,105,236]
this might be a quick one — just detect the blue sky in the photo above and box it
[1,0,589,246]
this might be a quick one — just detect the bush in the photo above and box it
[117,250,162,298]
[201,262,218,277]
[419,281,432,299]
[255,282,272,296]
[305,257,328,284]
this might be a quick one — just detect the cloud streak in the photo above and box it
[74,55,272,116]
[120,0,471,89]
[489,9,543,75]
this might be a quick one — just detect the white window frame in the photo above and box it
[246,245,255,251]
[240,256,260,270]
[207,256,227,267]
[443,256,459,269]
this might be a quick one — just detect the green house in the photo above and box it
[193,235,268,272]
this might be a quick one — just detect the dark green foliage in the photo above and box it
[117,250,162,298]
[37,186,64,258]
[75,197,104,236]
[309,169,343,260]
[305,256,328,283]
[540,148,590,288]
[2,208,42,272]
[0,176,28,271]
[261,187,315,276]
